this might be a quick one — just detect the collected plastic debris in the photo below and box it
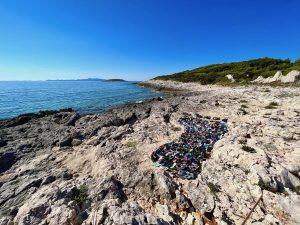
[151,113,228,179]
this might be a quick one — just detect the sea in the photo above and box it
[0,80,162,119]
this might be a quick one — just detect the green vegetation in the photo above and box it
[238,108,248,115]
[238,139,247,145]
[283,190,289,196]
[269,101,279,106]
[291,186,300,195]
[154,58,300,84]
[244,169,251,175]
[242,145,256,153]
[207,182,221,198]
[265,101,279,109]
[258,179,272,191]
[171,126,182,132]
[72,184,89,205]
[126,140,137,148]
[265,105,276,109]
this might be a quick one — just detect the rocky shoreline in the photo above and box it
[0,80,300,225]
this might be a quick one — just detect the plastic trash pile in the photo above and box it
[151,113,228,179]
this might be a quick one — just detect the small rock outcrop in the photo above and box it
[225,74,235,82]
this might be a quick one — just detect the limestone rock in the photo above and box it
[252,70,300,83]
[281,70,300,83]
[280,168,300,190]
[187,180,215,213]
[155,203,174,223]
[225,74,235,82]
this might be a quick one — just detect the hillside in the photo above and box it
[154,58,300,84]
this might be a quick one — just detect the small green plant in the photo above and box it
[265,102,279,109]
[283,136,296,141]
[270,102,279,106]
[171,126,182,132]
[207,182,221,197]
[241,104,248,108]
[126,140,137,148]
[72,184,88,205]
[257,179,275,192]
[238,139,247,145]
[242,145,256,153]
[239,100,248,103]
[265,105,275,109]
[244,169,250,175]
[291,186,300,195]
[258,179,269,190]
[238,108,248,115]
[283,191,289,196]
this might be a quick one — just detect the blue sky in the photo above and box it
[0,0,299,81]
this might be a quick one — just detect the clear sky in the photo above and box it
[0,0,299,81]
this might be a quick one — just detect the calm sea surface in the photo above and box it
[0,81,162,119]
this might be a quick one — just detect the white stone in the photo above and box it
[226,74,235,82]
[252,70,300,83]
[281,70,300,83]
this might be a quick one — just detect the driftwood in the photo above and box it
[241,194,263,225]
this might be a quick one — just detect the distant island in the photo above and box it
[104,79,126,82]
[46,78,127,82]
[46,78,105,81]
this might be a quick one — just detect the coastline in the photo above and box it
[1,80,300,224]
[0,80,162,120]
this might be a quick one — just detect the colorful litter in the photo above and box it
[151,113,228,179]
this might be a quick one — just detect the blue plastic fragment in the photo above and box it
[151,114,228,179]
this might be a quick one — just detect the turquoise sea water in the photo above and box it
[0,81,162,119]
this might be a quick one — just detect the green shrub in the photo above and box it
[291,186,300,195]
[126,140,137,148]
[269,102,279,106]
[265,101,279,109]
[265,105,276,109]
[72,185,88,205]
[238,139,247,145]
[283,191,289,196]
[242,145,256,153]
[207,182,221,197]
[244,169,250,175]
[238,108,248,115]
[258,179,271,191]
[171,126,182,132]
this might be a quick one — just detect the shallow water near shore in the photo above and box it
[0,80,162,119]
